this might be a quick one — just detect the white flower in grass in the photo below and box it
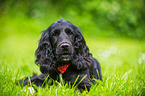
[141,53,145,61]
[138,58,142,64]
[24,87,35,95]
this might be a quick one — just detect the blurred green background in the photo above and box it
[0,0,145,39]
[0,0,145,95]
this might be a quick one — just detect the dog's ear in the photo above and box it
[35,28,55,73]
[74,27,89,56]
[73,27,92,70]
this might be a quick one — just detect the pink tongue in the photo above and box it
[57,64,70,74]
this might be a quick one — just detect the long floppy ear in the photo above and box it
[35,28,55,73]
[72,27,92,70]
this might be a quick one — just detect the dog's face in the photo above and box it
[36,19,94,74]
[49,21,75,63]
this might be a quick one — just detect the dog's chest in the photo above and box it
[62,67,78,82]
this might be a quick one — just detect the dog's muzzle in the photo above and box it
[56,42,74,62]
[58,42,73,54]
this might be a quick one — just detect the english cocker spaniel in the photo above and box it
[21,19,102,91]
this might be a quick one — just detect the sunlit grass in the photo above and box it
[0,32,144,95]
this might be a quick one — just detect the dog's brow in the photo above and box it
[50,28,60,34]
[65,27,74,32]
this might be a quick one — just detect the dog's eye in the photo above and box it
[53,29,60,36]
[65,28,73,35]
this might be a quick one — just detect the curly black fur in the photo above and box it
[20,19,102,91]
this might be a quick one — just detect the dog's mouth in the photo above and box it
[58,53,71,74]
[61,53,70,57]
[59,53,72,62]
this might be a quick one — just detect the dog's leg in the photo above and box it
[77,79,91,92]
[19,74,48,87]
[75,69,91,92]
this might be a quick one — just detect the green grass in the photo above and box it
[0,32,144,96]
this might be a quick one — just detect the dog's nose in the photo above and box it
[60,43,70,50]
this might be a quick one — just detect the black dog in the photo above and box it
[20,19,102,91]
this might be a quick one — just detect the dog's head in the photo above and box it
[49,19,75,63]
[35,19,92,73]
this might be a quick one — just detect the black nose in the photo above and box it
[60,43,70,50]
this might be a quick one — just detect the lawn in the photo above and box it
[0,32,144,95]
